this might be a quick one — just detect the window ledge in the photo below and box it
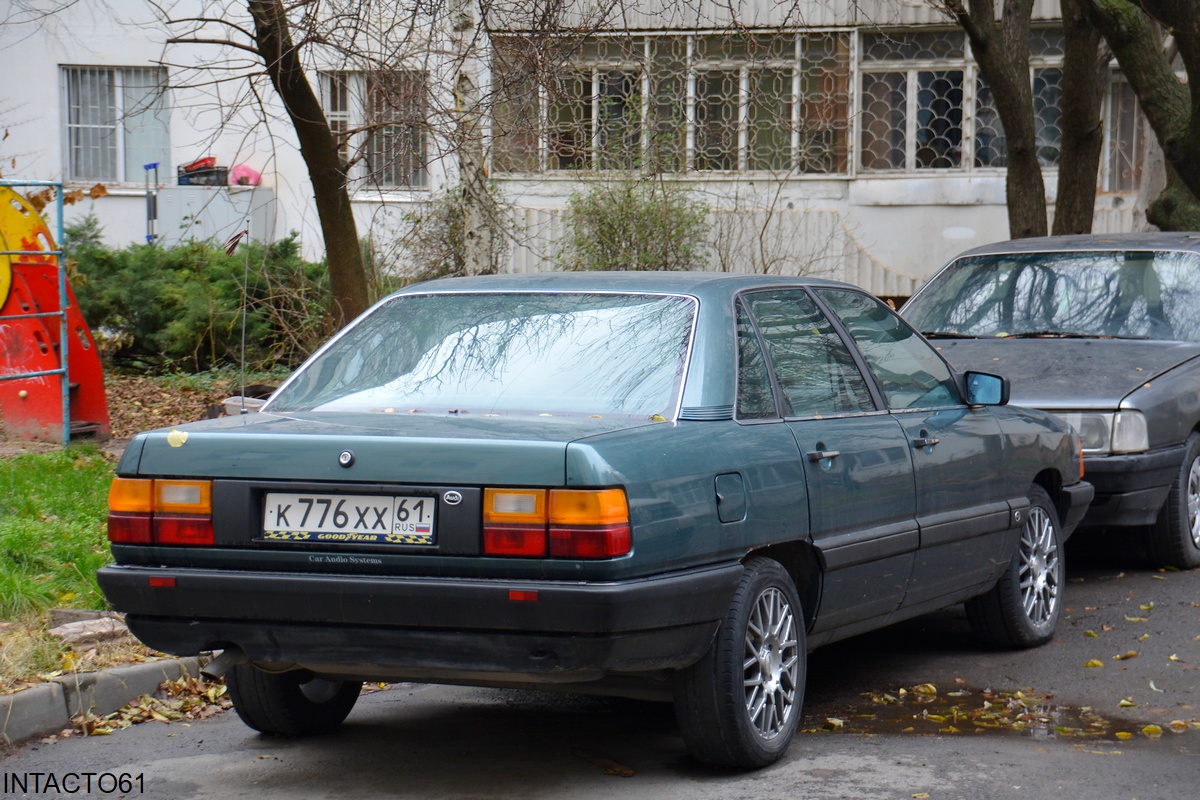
[850,175,1009,206]
[350,188,430,203]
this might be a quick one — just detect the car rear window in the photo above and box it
[906,250,1200,341]
[266,292,696,418]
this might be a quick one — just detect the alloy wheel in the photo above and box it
[1187,455,1200,548]
[1018,505,1060,626]
[743,587,800,739]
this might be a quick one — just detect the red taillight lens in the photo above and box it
[107,512,152,544]
[483,525,548,557]
[106,478,214,546]
[549,524,632,558]
[153,515,215,546]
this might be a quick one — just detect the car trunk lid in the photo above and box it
[129,411,654,486]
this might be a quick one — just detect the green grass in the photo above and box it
[0,445,114,616]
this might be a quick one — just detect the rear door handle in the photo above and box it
[912,437,940,448]
[807,450,840,462]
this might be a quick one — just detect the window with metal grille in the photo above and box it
[1103,78,1146,193]
[859,31,966,172]
[492,32,852,175]
[320,71,428,189]
[62,66,169,183]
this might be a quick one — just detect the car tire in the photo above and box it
[1148,433,1200,569]
[226,665,362,736]
[673,557,806,769]
[966,485,1063,649]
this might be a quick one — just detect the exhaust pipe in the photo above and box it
[200,647,249,680]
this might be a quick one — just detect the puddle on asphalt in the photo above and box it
[800,684,1198,743]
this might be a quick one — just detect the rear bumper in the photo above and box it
[1080,446,1183,527]
[98,562,744,681]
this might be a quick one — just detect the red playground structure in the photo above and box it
[0,184,110,442]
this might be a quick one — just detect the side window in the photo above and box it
[744,291,874,417]
[736,303,777,419]
[817,289,960,409]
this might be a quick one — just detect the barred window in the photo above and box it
[860,32,966,172]
[1103,77,1146,193]
[492,32,852,175]
[321,71,428,189]
[62,66,169,183]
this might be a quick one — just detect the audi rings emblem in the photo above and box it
[443,490,463,506]
[338,450,355,468]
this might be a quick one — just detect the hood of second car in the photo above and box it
[125,411,658,486]
[930,338,1200,408]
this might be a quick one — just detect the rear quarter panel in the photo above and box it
[567,420,808,580]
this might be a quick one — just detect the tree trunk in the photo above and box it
[941,0,1048,238]
[451,1,499,276]
[247,0,370,328]
[1147,164,1200,231]
[1052,0,1106,235]
[1084,0,1200,228]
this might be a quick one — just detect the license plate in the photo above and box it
[261,492,436,546]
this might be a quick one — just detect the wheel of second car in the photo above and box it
[1148,432,1200,569]
[966,485,1063,649]
[226,665,362,736]
[673,557,806,769]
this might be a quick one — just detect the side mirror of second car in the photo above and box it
[965,371,1009,406]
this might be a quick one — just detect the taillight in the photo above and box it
[483,489,547,556]
[483,487,630,559]
[549,489,631,558]
[107,478,214,546]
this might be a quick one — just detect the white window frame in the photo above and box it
[320,70,429,191]
[61,65,169,184]
[496,31,853,177]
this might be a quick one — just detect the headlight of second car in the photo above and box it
[1053,410,1149,455]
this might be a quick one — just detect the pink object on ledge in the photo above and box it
[228,164,262,186]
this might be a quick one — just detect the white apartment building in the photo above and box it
[1,1,1151,296]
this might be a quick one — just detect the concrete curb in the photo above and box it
[1,657,203,746]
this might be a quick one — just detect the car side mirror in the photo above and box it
[965,371,1009,406]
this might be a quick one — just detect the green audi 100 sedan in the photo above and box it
[98,272,1092,769]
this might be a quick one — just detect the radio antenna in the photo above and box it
[224,221,252,414]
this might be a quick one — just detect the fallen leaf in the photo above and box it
[1137,634,1150,642]
[1150,681,1164,693]
[1115,731,1133,740]
[1085,659,1105,668]
[1169,654,1181,662]
[912,683,938,695]
[1114,651,1139,660]
[1140,602,1155,611]
[1125,616,1149,623]
[824,717,845,731]
[1084,630,1099,638]
[913,794,930,799]
[1142,724,1163,738]
[1119,698,1136,707]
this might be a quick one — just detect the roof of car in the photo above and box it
[949,232,1200,260]
[394,270,855,299]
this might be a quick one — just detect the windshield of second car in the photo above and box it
[266,292,696,418]
[905,250,1200,341]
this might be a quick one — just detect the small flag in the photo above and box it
[224,228,249,256]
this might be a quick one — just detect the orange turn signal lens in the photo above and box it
[108,478,154,513]
[549,489,629,525]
